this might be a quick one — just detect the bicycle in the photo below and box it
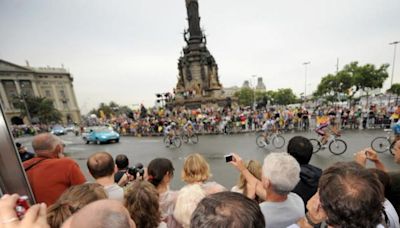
[309,134,347,155]
[182,131,199,144]
[163,135,182,148]
[370,129,395,155]
[256,131,286,149]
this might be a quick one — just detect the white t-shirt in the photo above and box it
[104,183,124,202]
[260,193,305,228]
[262,120,275,131]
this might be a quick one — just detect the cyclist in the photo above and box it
[261,115,277,145]
[393,120,400,142]
[164,122,177,146]
[315,111,340,146]
[183,118,195,138]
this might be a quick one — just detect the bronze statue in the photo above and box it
[185,0,202,38]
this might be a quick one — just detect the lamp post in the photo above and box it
[388,41,399,106]
[303,62,310,100]
[156,92,171,108]
[390,41,400,86]
[252,75,257,110]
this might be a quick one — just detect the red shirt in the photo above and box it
[23,157,86,206]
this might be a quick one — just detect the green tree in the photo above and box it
[387,83,400,105]
[15,97,62,124]
[314,61,389,106]
[343,62,389,107]
[90,101,133,118]
[314,71,353,103]
[274,88,298,105]
[234,87,254,106]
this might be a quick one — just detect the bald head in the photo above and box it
[87,152,115,179]
[32,133,63,156]
[62,200,136,228]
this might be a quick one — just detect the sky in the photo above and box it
[0,0,399,114]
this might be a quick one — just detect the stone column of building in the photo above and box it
[30,80,40,97]
[0,81,10,110]
[65,82,81,123]
[14,80,21,95]
[51,84,61,110]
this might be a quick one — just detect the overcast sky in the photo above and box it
[1,0,399,113]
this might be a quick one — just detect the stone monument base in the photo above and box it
[170,96,238,109]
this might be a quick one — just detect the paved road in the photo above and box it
[16,129,400,190]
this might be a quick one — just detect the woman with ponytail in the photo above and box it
[147,158,181,228]
[46,183,107,228]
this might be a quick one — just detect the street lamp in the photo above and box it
[303,62,311,101]
[156,92,171,107]
[388,41,399,106]
[390,41,400,86]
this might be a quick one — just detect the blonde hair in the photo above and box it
[236,160,262,197]
[174,184,206,228]
[47,183,108,228]
[181,153,211,183]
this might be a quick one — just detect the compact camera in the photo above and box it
[16,195,30,218]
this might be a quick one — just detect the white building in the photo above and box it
[0,59,81,125]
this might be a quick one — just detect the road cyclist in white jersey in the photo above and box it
[164,122,177,147]
[183,119,195,138]
[261,118,277,146]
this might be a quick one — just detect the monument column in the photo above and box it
[173,0,229,107]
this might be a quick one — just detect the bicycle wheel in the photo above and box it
[329,139,347,155]
[272,135,285,149]
[371,137,390,153]
[389,141,396,155]
[256,135,266,148]
[163,136,171,147]
[182,135,189,143]
[173,137,182,148]
[191,134,199,144]
[309,139,321,154]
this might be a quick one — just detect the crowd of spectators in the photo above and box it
[1,132,400,228]
[86,104,400,137]
[10,104,400,139]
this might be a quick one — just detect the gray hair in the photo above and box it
[262,152,300,195]
[32,133,61,152]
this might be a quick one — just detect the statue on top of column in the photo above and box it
[185,0,203,40]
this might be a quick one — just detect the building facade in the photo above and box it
[0,59,81,125]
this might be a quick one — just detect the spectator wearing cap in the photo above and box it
[16,142,35,162]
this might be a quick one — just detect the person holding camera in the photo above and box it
[114,154,130,185]
[87,152,124,202]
